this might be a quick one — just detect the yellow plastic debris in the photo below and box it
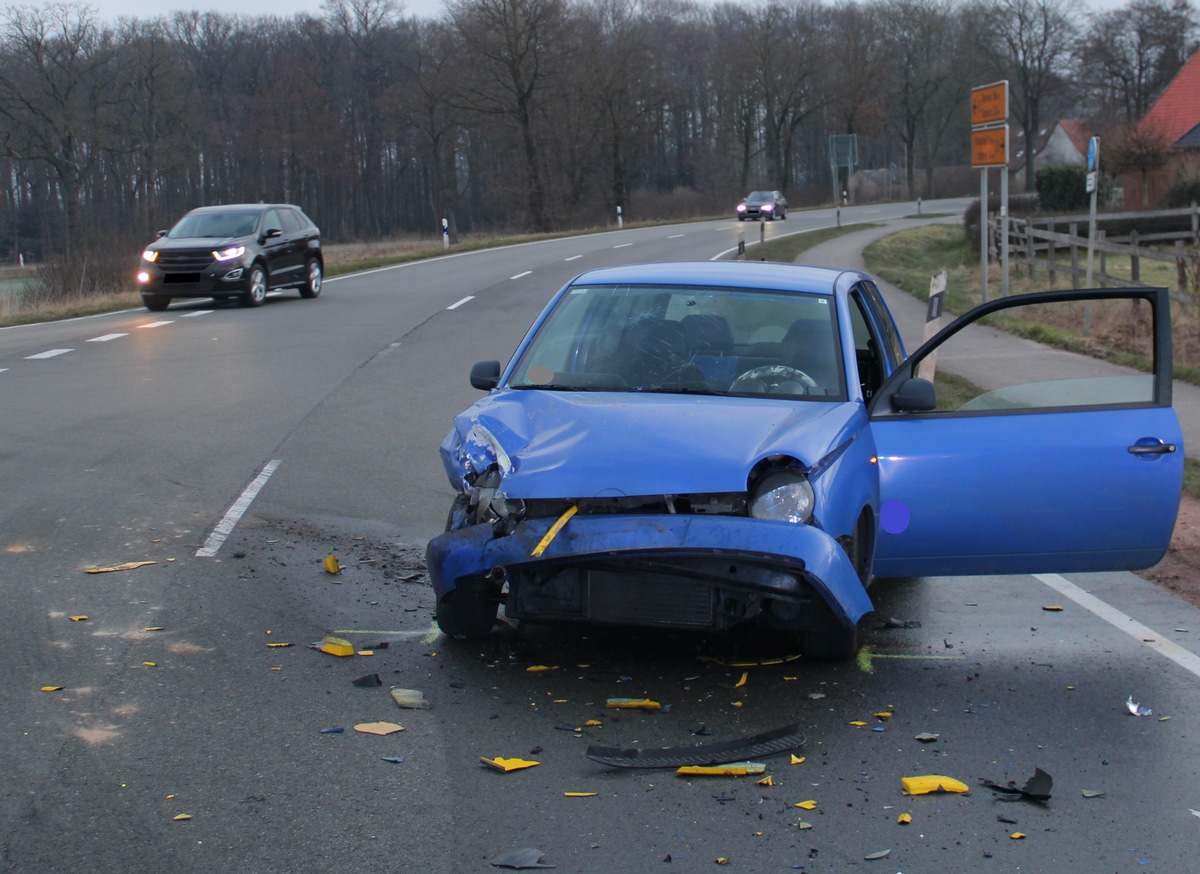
[901,775,970,795]
[794,800,817,810]
[323,553,342,574]
[757,775,774,786]
[606,698,662,710]
[526,665,559,673]
[790,755,806,765]
[320,635,355,657]
[480,756,540,772]
[676,762,766,777]
[390,688,431,710]
[1042,605,1064,611]
[715,857,731,865]
[266,642,292,648]
[873,711,892,720]
[849,720,867,726]
[85,561,156,574]
[69,616,88,622]
[735,671,749,688]
[354,722,405,736]
[585,719,602,727]
[897,812,912,824]
[531,505,577,557]
[41,685,64,692]
[143,661,157,667]
[172,814,192,821]
[144,627,164,632]
[563,792,597,797]
[1010,832,1026,840]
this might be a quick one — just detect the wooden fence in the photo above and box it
[999,204,1200,300]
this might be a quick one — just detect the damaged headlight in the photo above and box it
[749,469,814,524]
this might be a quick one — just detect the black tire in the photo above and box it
[436,578,499,639]
[299,257,322,299]
[142,294,170,312]
[803,621,860,660]
[241,264,267,307]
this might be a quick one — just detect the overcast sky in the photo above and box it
[83,0,1132,26]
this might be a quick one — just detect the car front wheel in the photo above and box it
[241,264,267,307]
[299,258,322,299]
[436,579,499,639]
[142,294,170,312]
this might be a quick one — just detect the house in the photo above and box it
[1009,118,1091,189]
[1123,49,1200,207]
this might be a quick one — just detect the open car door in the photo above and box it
[869,287,1183,577]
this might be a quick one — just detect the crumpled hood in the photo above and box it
[442,390,862,498]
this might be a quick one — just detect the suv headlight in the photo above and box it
[749,469,814,523]
[213,245,246,262]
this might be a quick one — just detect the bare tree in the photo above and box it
[1077,0,1199,124]
[448,0,572,232]
[0,3,120,257]
[979,0,1079,193]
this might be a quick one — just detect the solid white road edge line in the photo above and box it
[1035,572,1200,679]
[196,459,282,557]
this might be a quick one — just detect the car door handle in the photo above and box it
[1128,441,1177,455]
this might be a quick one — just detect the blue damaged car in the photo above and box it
[426,261,1182,657]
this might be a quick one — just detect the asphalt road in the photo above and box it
[2,200,1198,873]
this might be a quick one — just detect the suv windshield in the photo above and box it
[508,283,845,400]
[169,211,260,238]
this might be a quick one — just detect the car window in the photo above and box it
[507,283,845,400]
[262,209,284,234]
[170,210,259,238]
[859,281,903,366]
[913,294,1157,412]
[279,209,304,233]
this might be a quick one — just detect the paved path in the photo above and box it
[801,217,1199,460]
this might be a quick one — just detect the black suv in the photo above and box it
[137,203,323,311]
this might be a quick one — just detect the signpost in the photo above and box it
[970,81,1009,302]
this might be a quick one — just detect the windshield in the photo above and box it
[169,211,260,239]
[508,283,845,400]
[746,191,773,202]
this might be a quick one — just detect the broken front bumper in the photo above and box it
[426,513,874,632]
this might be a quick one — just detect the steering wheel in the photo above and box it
[729,365,817,395]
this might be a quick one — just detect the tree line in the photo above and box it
[0,0,1195,276]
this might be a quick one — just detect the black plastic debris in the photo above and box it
[319,727,345,734]
[586,723,805,769]
[352,673,383,687]
[381,756,406,764]
[491,847,555,869]
[980,767,1052,803]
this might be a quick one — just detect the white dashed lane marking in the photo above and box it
[564,255,582,262]
[26,349,72,359]
[447,296,474,310]
[87,334,128,342]
[139,321,173,328]
[510,270,532,280]
[196,459,283,557]
[181,310,213,317]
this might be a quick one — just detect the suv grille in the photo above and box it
[157,249,215,271]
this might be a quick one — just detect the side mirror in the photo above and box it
[470,360,502,391]
[891,377,936,412]
[156,229,168,237]
[264,227,282,240]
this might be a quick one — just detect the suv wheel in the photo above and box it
[299,258,322,299]
[241,264,267,307]
[142,294,170,312]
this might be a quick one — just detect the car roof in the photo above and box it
[567,260,861,295]
[186,203,302,213]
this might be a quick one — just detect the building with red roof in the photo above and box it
[1123,49,1200,206]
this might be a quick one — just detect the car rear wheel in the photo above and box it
[142,294,170,312]
[299,258,322,299]
[241,264,267,307]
